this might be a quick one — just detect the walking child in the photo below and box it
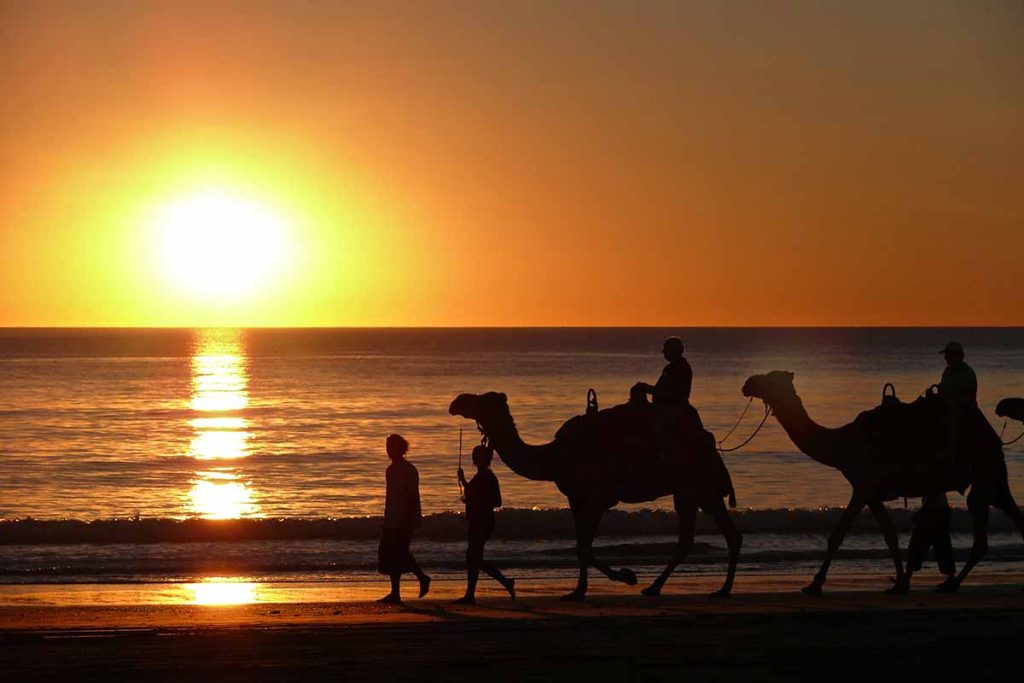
[455,443,515,604]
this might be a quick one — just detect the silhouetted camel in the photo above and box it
[449,392,741,600]
[996,398,1024,424]
[742,371,1024,595]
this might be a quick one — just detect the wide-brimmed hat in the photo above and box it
[940,341,964,355]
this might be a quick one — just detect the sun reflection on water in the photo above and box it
[185,329,261,518]
[187,578,258,605]
[189,473,260,518]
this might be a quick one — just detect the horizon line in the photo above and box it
[1,324,1022,331]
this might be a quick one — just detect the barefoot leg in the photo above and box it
[946,501,989,591]
[994,483,1024,541]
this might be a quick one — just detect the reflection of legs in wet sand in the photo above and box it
[456,523,515,604]
[377,528,431,604]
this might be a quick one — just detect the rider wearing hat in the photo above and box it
[929,341,978,462]
[936,342,977,409]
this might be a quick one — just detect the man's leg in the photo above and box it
[932,495,956,578]
[408,554,431,598]
[378,573,402,604]
[458,535,483,603]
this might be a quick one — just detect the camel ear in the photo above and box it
[498,393,508,404]
[785,372,794,381]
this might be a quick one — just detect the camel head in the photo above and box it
[996,398,1024,423]
[449,392,514,434]
[742,371,796,403]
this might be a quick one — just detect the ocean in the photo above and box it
[1,327,1022,590]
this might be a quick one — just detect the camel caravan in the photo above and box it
[448,337,1024,600]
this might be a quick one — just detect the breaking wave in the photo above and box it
[2,507,1020,546]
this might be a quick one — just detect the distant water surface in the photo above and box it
[1,327,1022,520]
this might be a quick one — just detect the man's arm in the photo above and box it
[409,469,422,522]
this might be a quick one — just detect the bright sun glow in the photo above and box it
[187,579,258,606]
[152,190,285,298]
[188,474,259,518]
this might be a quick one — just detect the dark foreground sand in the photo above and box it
[2,574,1023,681]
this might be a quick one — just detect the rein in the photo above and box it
[717,396,753,445]
[1000,420,1024,446]
[718,402,773,453]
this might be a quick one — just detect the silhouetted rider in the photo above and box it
[928,341,977,462]
[636,337,692,404]
[634,337,698,459]
[937,341,977,408]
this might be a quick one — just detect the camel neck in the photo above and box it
[484,421,562,482]
[767,392,843,469]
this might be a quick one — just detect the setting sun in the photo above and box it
[152,190,286,299]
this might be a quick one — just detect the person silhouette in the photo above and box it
[906,493,956,585]
[911,342,974,588]
[632,337,701,459]
[928,341,978,462]
[377,434,430,604]
[455,443,515,604]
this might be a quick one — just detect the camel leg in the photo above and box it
[941,502,989,593]
[992,487,1024,592]
[582,508,638,588]
[562,499,593,601]
[704,493,743,597]
[561,499,614,602]
[993,484,1024,541]
[869,500,908,594]
[804,492,865,596]
[641,495,697,598]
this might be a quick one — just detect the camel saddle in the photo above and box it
[555,391,736,505]
[851,384,1000,491]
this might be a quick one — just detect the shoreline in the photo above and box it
[3,575,1024,680]
[3,568,1022,614]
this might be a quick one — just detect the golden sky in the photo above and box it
[1,0,1021,326]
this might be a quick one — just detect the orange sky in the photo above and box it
[1,0,1021,327]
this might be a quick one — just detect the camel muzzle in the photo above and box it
[449,393,477,418]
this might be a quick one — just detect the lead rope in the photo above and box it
[717,396,753,448]
[1001,420,1024,446]
[457,428,464,502]
[718,403,773,453]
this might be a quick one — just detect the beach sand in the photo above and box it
[2,571,1023,680]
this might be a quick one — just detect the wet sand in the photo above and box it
[2,572,1023,681]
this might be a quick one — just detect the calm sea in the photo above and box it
[1,328,1022,586]
[2,327,1023,520]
